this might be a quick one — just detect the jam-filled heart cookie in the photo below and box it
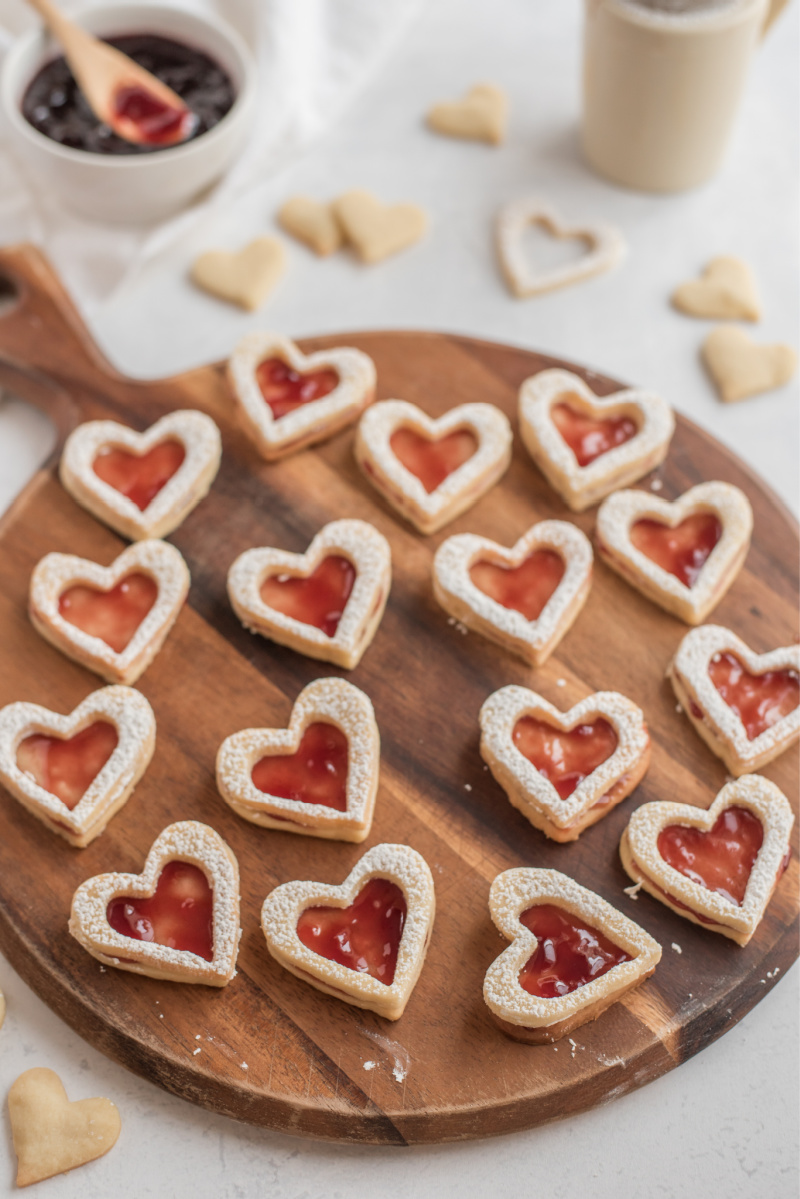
[227,331,376,460]
[433,520,592,665]
[669,626,800,776]
[59,410,221,541]
[480,685,650,842]
[620,776,794,945]
[69,821,241,984]
[261,843,435,1020]
[217,678,379,842]
[227,518,390,669]
[595,481,752,624]
[518,368,675,511]
[355,399,512,534]
[0,685,155,847]
[483,868,661,1043]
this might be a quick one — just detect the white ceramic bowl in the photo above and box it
[1,3,256,224]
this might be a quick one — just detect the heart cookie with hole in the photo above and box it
[227,518,391,669]
[518,368,675,511]
[702,325,797,403]
[333,190,428,263]
[668,625,800,776]
[355,399,512,534]
[595,481,752,624]
[496,197,626,298]
[60,410,221,540]
[227,331,376,460]
[261,842,435,1020]
[620,776,794,945]
[278,195,344,256]
[69,820,241,984]
[480,685,651,842]
[191,236,287,311]
[426,82,508,144]
[672,256,761,322]
[433,520,592,665]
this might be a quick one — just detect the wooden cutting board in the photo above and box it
[0,243,796,1145]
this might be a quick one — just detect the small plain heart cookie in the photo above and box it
[191,237,287,310]
[277,195,344,256]
[426,82,508,144]
[671,256,761,321]
[496,197,626,298]
[333,190,428,264]
[702,325,797,402]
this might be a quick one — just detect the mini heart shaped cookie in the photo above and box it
[60,410,222,540]
[426,82,508,144]
[496,198,626,298]
[227,518,391,669]
[191,237,287,311]
[227,331,376,460]
[518,368,675,511]
[278,195,344,256]
[0,685,155,847]
[702,325,797,403]
[595,482,753,624]
[333,190,428,264]
[433,520,592,664]
[29,540,190,685]
[480,685,650,842]
[620,776,794,945]
[668,625,800,776]
[355,399,512,534]
[672,256,761,321]
[483,868,661,1043]
[261,842,435,1020]
[69,820,241,984]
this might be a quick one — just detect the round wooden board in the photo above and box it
[0,245,796,1146]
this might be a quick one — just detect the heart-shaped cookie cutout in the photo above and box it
[483,868,661,1043]
[191,236,287,311]
[668,625,800,776]
[426,82,508,144]
[333,190,428,264]
[355,399,512,534]
[480,685,650,841]
[69,820,241,984]
[595,481,753,624]
[672,256,761,322]
[9,1067,121,1187]
[702,325,797,403]
[227,331,376,460]
[227,518,391,669]
[29,540,190,685]
[0,685,155,847]
[278,195,344,256]
[496,197,626,298]
[261,842,435,1020]
[620,776,794,945]
[518,368,675,511]
[433,520,592,664]
[60,410,221,540]
[217,677,379,842]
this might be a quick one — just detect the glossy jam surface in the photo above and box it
[551,397,638,467]
[296,878,406,985]
[708,652,800,740]
[252,723,349,811]
[112,84,193,146]
[469,549,564,621]
[390,427,478,493]
[93,440,185,510]
[259,557,356,637]
[58,573,158,653]
[513,716,618,799]
[107,861,213,960]
[16,721,118,810]
[518,903,631,998]
[255,357,339,419]
[658,805,763,905]
[630,513,722,587]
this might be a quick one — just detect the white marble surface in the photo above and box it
[0,0,797,1194]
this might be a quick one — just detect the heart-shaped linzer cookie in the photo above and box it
[480,685,650,841]
[261,842,435,1020]
[333,190,428,264]
[668,625,800,776]
[620,776,794,945]
[595,481,753,625]
[496,197,626,298]
[278,195,344,256]
[702,325,797,403]
[518,368,675,511]
[60,410,221,540]
[69,820,241,984]
[433,520,592,665]
[29,540,190,685]
[227,518,391,669]
[426,82,508,144]
[227,331,376,460]
[191,236,287,310]
[672,256,761,321]
[355,399,512,534]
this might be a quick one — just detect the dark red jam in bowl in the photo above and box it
[21,34,235,155]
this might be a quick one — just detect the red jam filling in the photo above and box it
[113,84,194,146]
[512,716,618,799]
[255,357,339,419]
[92,440,186,511]
[252,722,349,811]
[296,878,406,985]
[551,397,638,468]
[658,805,763,905]
[630,513,722,587]
[259,556,356,637]
[390,427,478,493]
[708,652,800,740]
[107,861,213,960]
[469,549,565,621]
[16,721,118,810]
[518,903,631,998]
[58,573,158,653]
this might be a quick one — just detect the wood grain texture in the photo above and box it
[0,244,796,1144]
